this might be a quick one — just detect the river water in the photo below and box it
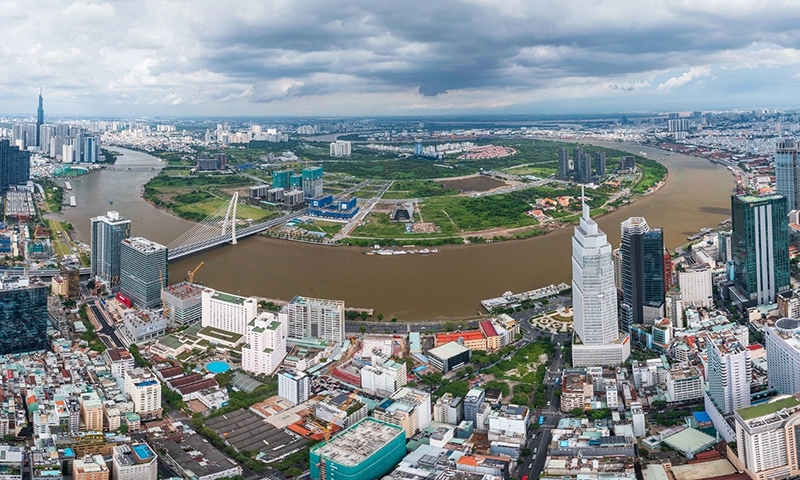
[48,144,733,320]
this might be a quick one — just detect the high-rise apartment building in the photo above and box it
[329,140,351,157]
[678,264,713,308]
[595,151,606,178]
[706,331,751,415]
[278,370,310,405]
[735,395,800,480]
[201,288,258,336]
[284,296,344,343]
[241,312,288,375]
[464,388,486,427]
[775,139,800,211]
[84,135,99,163]
[572,193,630,366]
[765,318,800,395]
[90,211,131,288]
[433,393,463,425]
[577,152,593,183]
[557,147,570,179]
[80,391,103,431]
[0,140,31,193]
[301,166,324,199]
[119,237,167,309]
[630,402,645,437]
[123,368,162,420]
[272,170,291,190]
[0,279,48,355]
[731,194,790,305]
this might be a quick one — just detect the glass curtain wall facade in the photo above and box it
[732,194,790,305]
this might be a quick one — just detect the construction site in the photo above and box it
[310,417,407,480]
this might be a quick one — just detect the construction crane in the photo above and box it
[322,389,360,442]
[188,261,204,283]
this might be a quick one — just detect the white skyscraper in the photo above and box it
[706,331,751,416]
[572,189,630,366]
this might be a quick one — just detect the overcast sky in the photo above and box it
[3,0,800,117]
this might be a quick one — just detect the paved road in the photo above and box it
[88,300,124,348]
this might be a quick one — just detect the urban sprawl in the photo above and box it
[5,97,800,480]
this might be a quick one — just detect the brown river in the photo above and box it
[49,142,733,320]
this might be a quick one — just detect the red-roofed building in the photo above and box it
[479,321,500,351]
[435,330,487,351]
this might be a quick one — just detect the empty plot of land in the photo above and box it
[438,176,507,192]
[205,409,307,461]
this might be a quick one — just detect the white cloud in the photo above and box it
[657,67,712,91]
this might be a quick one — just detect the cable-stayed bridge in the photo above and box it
[167,192,306,261]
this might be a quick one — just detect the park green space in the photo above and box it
[144,168,277,222]
[145,139,666,242]
[47,220,73,257]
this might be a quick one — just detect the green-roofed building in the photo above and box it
[201,288,258,336]
[242,311,287,375]
[734,395,800,479]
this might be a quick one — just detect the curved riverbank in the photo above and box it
[53,144,733,320]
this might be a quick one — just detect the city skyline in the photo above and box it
[4,1,800,116]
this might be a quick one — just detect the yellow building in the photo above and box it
[73,455,109,480]
[80,392,104,432]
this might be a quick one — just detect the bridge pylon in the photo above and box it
[221,192,239,245]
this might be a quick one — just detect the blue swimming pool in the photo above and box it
[132,444,153,459]
[206,361,230,374]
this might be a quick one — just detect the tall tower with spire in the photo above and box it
[571,186,631,367]
[36,88,44,148]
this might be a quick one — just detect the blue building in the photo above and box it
[308,197,359,220]
[0,281,48,355]
[310,418,405,480]
[0,140,30,193]
[731,194,790,306]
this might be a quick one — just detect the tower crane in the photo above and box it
[188,261,204,283]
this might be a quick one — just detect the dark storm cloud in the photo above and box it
[5,0,800,114]
[185,1,800,97]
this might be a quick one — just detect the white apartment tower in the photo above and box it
[765,318,800,395]
[329,140,352,157]
[631,402,646,438]
[678,265,713,308]
[706,332,752,415]
[278,370,310,405]
[571,189,630,366]
[123,368,162,420]
[201,288,258,335]
[360,355,408,397]
[241,312,288,375]
[284,296,345,343]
